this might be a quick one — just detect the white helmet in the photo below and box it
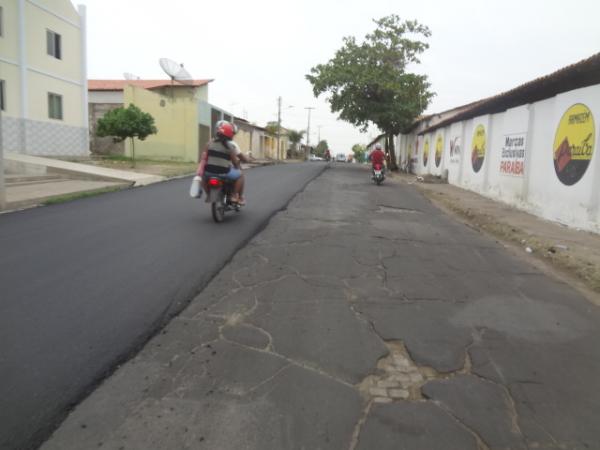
[374,143,383,150]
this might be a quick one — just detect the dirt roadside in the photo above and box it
[390,173,600,305]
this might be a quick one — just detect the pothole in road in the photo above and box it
[376,205,421,214]
[358,341,471,404]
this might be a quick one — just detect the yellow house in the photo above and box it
[0,0,88,156]
[88,79,212,161]
[260,130,289,160]
[123,84,200,162]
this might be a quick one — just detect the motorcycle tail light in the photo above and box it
[208,178,222,187]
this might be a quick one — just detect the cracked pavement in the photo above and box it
[42,164,600,450]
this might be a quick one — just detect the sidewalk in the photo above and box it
[399,173,600,301]
[2,153,167,212]
[42,164,600,449]
[1,154,275,212]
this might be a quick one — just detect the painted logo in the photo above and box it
[553,103,595,186]
[435,134,443,167]
[423,138,430,167]
[500,132,526,177]
[471,124,486,173]
[449,136,461,164]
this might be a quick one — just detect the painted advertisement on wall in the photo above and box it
[553,103,595,186]
[435,134,443,167]
[471,124,486,173]
[449,136,461,164]
[500,132,526,176]
[423,137,430,167]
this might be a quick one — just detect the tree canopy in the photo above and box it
[96,104,157,166]
[265,121,279,137]
[306,15,434,169]
[286,129,305,147]
[352,144,366,163]
[315,140,329,157]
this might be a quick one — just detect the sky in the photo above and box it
[77,0,600,153]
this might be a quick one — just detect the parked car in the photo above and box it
[309,154,324,161]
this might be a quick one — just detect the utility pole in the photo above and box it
[305,107,314,160]
[276,96,282,160]
[317,125,322,144]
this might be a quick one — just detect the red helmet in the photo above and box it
[215,120,235,139]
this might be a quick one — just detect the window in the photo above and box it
[0,7,4,37]
[46,30,61,59]
[48,93,63,120]
[0,80,5,111]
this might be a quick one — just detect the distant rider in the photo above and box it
[370,143,386,177]
[197,120,249,205]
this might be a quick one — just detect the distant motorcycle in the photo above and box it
[372,163,385,185]
[206,176,242,223]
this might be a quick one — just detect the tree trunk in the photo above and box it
[131,137,136,168]
[387,133,398,171]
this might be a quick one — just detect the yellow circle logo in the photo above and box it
[423,138,430,167]
[471,124,486,173]
[435,134,443,167]
[553,103,595,186]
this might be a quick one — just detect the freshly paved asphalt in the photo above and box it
[0,163,325,450]
[41,164,600,450]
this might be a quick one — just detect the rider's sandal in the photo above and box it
[238,197,246,206]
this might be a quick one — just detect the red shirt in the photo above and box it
[371,149,385,166]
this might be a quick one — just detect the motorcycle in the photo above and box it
[372,163,385,185]
[206,176,242,223]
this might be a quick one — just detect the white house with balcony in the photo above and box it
[0,0,88,156]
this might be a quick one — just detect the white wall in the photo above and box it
[401,84,600,233]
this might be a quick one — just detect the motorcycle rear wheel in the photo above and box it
[211,201,225,223]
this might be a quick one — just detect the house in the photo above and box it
[88,79,223,162]
[233,117,268,159]
[0,0,88,156]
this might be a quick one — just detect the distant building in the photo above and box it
[0,0,89,156]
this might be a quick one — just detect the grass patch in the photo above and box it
[98,155,191,165]
[42,186,126,206]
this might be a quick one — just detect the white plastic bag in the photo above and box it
[189,176,202,198]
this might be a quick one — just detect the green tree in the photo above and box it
[352,144,366,163]
[265,121,279,137]
[286,129,306,158]
[315,139,329,157]
[96,104,157,167]
[306,15,434,170]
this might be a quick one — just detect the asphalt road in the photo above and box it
[41,164,600,450]
[0,162,325,450]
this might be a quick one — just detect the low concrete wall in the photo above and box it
[398,84,600,233]
[89,103,125,155]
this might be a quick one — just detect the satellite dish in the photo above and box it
[159,58,193,85]
[123,72,140,80]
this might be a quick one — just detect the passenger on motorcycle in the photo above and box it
[198,120,250,205]
[370,143,386,175]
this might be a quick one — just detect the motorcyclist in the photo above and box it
[370,143,386,177]
[198,120,249,205]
